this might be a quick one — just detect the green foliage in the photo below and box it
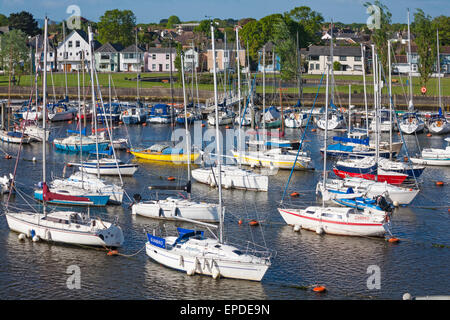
[0,29,30,85]
[0,14,8,27]
[193,20,223,39]
[8,11,39,36]
[433,16,450,46]
[333,61,342,71]
[167,15,181,28]
[413,9,437,87]
[97,9,136,47]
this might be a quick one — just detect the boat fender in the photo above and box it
[316,226,324,235]
[212,261,220,279]
[179,255,184,267]
[18,233,26,241]
[29,229,35,238]
[32,235,40,242]
[293,225,301,232]
[45,229,51,241]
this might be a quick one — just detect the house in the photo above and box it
[206,41,246,72]
[56,29,100,72]
[392,45,450,76]
[29,34,57,72]
[183,48,199,72]
[306,45,364,75]
[95,42,123,72]
[119,44,145,72]
[56,29,101,72]
[145,47,177,72]
[257,42,280,73]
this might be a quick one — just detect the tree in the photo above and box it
[0,29,30,86]
[272,17,297,80]
[433,16,450,46]
[8,11,39,36]
[363,1,392,75]
[0,14,8,27]
[193,20,223,39]
[167,15,181,28]
[97,9,136,47]
[285,6,324,45]
[413,9,438,87]
[333,61,342,71]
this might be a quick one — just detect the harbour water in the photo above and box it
[0,118,449,300]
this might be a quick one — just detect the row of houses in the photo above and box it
[30,29,249,74]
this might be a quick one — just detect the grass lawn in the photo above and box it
[1,72,448,97]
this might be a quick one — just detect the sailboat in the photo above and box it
[131,52,220,222]
[144,24,272,281]
[410,137,450,166]
[278,62,389,237]
[0,173,13,194]
[192,27,269,192]
[399,9,425,135]
[427,30,450,135]
[5,20,123,247]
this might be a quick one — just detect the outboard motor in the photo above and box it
[376,195,393,213]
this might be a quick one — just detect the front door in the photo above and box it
[159,64,162,72]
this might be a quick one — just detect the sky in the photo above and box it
[1,0,449,24]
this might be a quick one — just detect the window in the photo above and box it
[76,41,80,47]
[310,55,319,61]
[64,52,68,59]
[49,52,53,57]
[152,54,156,59]
[152,64,156,70]
[166,54,169,59]
[68,41,72,48]
[354,56,361,62]
[310,63,314,70]
[354,65,362,71]
[327,56,331,61]
[166,64,169,70]
[316,64,320,70]
[101,54,109,60]
[339,56,347,61]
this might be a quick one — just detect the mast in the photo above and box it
[437,29,442,111]
[88,25,100,178]
[372,45,380,181]
[180,52,191,200]
[77,69,84,188]
[388,40,393,160]
[348,84,351,135]
[361,44,369,135]
[236,26,242,161]
[63,20,68,99]
[407,9,414,111]
[169,39,175,127]
[211,21,223,244]
[135,29,139,102]
[322,63,330,207]
[262,45,266,135]
[42,17,48,216]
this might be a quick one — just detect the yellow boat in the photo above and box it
[130,144,200,163]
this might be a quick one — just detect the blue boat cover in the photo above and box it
[161,147,184,155]
[89,148,113,156]
[327,143,354,152]
[332,136,369,146]
[67,128,87,136]
[147,233,166,249]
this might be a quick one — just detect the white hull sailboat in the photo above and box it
[145,230,270,281]
[231,148,312,170]
[316,177,419,205]
[6,211,123,247]
[278,207,387,237]
[132,197,219,222]
[410,137,450,166]
[5,20,124,248]
[191,165,268,191]
[70,158,138,176]
[145,27,271,281]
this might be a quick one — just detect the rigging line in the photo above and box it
[280,70,326,204]
[110,75,132,149]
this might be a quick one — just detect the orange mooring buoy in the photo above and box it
[290,192,300,197]
[403,156,408,162]
[107,250,119,256]
[201,123,205,127]
[249,220,259,227]
[167,176,176,181]
[388,237,400,243]
[427,133,432,137]
[4,154,12,159]
[436,181,444,186]
[313,286,327,293]
[311,128,317,132]
[238,219,243,225]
